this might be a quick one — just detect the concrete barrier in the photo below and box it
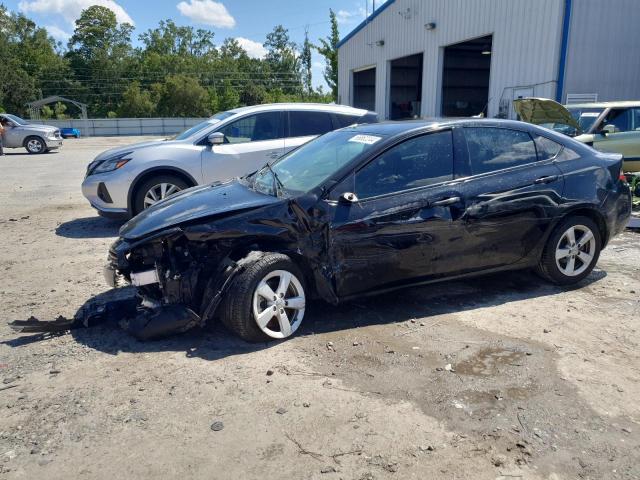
[34,117,207,137]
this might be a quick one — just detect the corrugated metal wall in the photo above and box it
[563,0,640,102]
[338,0,565,119]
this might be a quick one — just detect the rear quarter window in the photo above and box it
[464,127,538,175]
[533,134,563,161]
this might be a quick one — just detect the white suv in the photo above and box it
[82,103,377,218]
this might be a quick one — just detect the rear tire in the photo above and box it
[537,216,601,285]
[132,174,189,215]
[220,253,306,342]
[24,136,46,154]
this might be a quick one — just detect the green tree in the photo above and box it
[264,25,301,95]
[218,80,240,110]
[40,105,54,119]
[301,29,313,96]
[139,19,215,57]
[67,6,134,115]
[155,75,211,117]
[240,83,270,106]
[54,102,68,119]
[209,87,219,113]
[118,81,157,117]
[67,6,133,62]
[316,9,339,100]
[0,6,71,115]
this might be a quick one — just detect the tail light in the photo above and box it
[619,173,627,182]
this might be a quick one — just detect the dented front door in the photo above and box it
[327,186,465,297]
[325,129,463,297]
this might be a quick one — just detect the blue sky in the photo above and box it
[3,0,387,88]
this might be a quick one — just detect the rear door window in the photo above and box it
[289,111,334,137]
[355,130,454,199]
[464,127,538,175]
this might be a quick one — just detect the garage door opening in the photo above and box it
[389,53,423,120]
[441,35,492,117]
[352,67,376,112]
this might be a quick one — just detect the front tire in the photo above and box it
[220,253,306,342]
[25,137,46,154]
[132,174,189,215]
[538,216,601,285]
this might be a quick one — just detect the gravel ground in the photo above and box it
[0,138,639,480]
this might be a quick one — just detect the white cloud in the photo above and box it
[336,9,356,24]
[177,0,236,28]
[45,25,71,41]
[235,37,267,59]
[19,0,134,26]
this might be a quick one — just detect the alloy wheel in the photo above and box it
[27,139,44,153]
[143,183,182,209]
[555,225,596,277]
[252,269,306,339]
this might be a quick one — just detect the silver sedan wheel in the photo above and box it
[26,139,44,153]
[555,224,596,277]
[252,270,306,339]
[143,183,182,209]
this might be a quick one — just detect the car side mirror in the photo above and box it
[339,192,359,204]
[208,132,225,145]
[601,124,617,135]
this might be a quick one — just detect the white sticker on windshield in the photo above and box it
[581,112,600,117]
[348,134,382,145]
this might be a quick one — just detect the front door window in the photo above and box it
[218,112,283,144]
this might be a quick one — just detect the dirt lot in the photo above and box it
[0,137,639,480]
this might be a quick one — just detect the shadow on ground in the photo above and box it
[56,216,124,239]
[3,268,607,362]
[0,151,58,157]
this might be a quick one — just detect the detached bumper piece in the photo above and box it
[9,295,203,341]
[120,305,200,341]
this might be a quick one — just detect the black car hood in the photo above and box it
[119,180,281,241]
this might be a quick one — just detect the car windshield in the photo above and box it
[3,114,28,125]
[545,107,604,135]
[252,130,385,197]
[172,111,236,140]
[568,107,604,133]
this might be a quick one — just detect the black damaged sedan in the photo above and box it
[107,119,632,342]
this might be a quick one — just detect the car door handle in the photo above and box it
[533,175,559,185]
[431,196,461,207]
[267,151,281,159]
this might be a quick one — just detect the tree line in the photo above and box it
[0,5,341,118]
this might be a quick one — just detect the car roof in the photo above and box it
[343,118,539,135]
[566,101,640,109]
[226,103,371,116]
